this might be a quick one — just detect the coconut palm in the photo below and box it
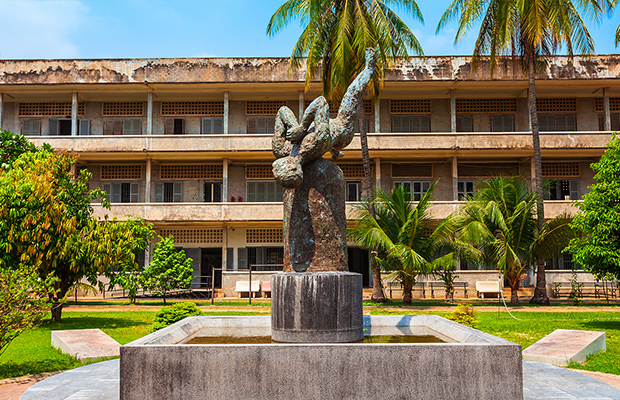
[267,0,425,302]
[456,176,573,304]
[437,0,603,305]
[350,183,456,304]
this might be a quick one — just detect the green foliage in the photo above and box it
[436,267,458,300]
[552,282,562,298]
[267,0,424,99]
[447,304,478,328]
[0,129,51,169]
[0,265,53,356]
[570,268,584,306]
[0,132,154,320]
[568,135,620,279]
[151,302,202,332]
[350,184,456,304]
[141,236,193,304]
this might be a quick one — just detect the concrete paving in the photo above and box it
[20,359,620,400]
[523,329,606,367]
[51,329,120,361]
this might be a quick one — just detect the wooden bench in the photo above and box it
[552,281,618,299]
[261,280,271,298]
[475,281,501,298]
[387,281,426,299]
[235,281,261,298]
[429,282,468,299]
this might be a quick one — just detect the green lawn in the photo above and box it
[2,308,619,379]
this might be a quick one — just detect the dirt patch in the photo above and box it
[0,371,62,400]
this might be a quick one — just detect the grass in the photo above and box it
[2,306,620,379]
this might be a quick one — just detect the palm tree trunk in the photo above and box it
[402,280,413,305]
[527,49,550,306]
[359,108,385,303]
[510,280,520,305]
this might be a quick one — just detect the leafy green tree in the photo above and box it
[438,0,603,305]
[0,265,52,355]
[0,133,153,320]
[268,0,425,302]
[568,135,620,278]
[350,184,456,304]
[456,176,573,304]
[141,236,193,304]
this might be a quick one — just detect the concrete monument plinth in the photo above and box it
[271,271,363,343]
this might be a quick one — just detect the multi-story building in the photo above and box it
[0,55,616,295]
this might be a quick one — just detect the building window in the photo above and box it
[164,118,185,134]
[392,116,430,133]
[48,119,72,136]
[538,115,576,131]
[347,181,363,201]
[21,119,41,136]
[202,118,224,134]
[456,116,473,132]
[490,115,515,132]
[457,181,475,200]
[103,119,142,135]
[247,117,275,134]
[598,113,620,131]
[154,182,183,203]
[394,181,430,201]
[247,181,284,202]
[248,247,284,270]
[544,179,579,200]
[548,252,576,270]
[203,182,222,202]
[102,182,140,203]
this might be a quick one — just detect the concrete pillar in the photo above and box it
[0,93,3,130]
[144,241,152,268]
[450,89,456,133]
[530,156,536,192]
[452,156,458,201]
[374,158,381,192]
[299,91,304,120]
[222,227,228,270]
[147,92,153,135]
[145,158,152,202]
[374,98,380,133]
[604,88,611,131]
[223,159,229,201]
[71,92,78,136]
[224,91,229,134]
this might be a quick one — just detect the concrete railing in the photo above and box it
[91,200,579,222]
[31,131,612,155]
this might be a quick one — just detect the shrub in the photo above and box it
[151,302,202,332]
[447,304,478,328]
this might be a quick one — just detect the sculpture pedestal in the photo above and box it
[271,272,363,343]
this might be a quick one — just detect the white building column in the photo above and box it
[222,227,228,270]
[224,91,229,134]
[145,158,152,202]
[374,98,380,133]
[0,93,4,130]
[452,156,458,201]
[71,92,78,136]
[374,158,381,192]
[604,88,611,131]
[299,91,304,120]
[223,158,229,201]
[147,92,153,135]
[450,89,456,133]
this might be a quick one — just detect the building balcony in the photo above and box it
[31,131,612,159]
[91,200,579,223]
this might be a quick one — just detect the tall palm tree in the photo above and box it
[456,176,573,304]
[267,0,425,302]
[350,184,456,304]
[437,0,603,305]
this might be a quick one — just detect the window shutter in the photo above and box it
[238,248,248,269]
[213,183,222,202]
[569,180,579,200]
[164,119,174,135]
[418,116,430,132]
[392,116,402,133]
[173,182,183,202]
[266,118,275,133]
[213,118,223,134]
[203,182,212,202]
[111,183,122,203]
[130,182,140,203]
[227,248,234,269]
[154,183,164,202]
[247,118,257,134]
[104,119,122,135]
[247,182,256,202]
[257,118,266,134]
[201,118,212,134]
[179,119,185,134]
[123,119,141,135]
[102,183,112,203]
[503,116,514,132]
[48,119,58,136]
[78,119,90,136]
[22,119,41,136]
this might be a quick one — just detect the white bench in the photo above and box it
[261,281,272,298]
[235,281,261,298]
[475,281,502,298]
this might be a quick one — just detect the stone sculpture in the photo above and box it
[271,48,377,273]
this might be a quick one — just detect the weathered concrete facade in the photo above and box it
[2,55,617,293]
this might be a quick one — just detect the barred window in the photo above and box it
[542,162,580,177]
[594,98,620,112]
[389,99,431,114]
[102,102,144,116]
[305,99,373,115]
[161,101,224,116]
[245,165,273,179]
[456,99,517,113]
[394,181,430,201]
[160,164,223,180]
[537,98,577,113]
[246,228,283,244]
[18,102,85,117]
[101,165,142,180]
[158,228,223,244]
[246,101,286,115]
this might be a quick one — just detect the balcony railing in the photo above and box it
[30,131,613,156]
[91,200,579,222]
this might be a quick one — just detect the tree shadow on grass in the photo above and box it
[41,315,151,331]
[0,356,80,379]
[581,320,620,331]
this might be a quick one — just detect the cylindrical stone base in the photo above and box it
[271,272,363,343]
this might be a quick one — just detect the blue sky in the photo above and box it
[1,0,619,59]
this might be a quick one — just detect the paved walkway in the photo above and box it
[19,359,620,400]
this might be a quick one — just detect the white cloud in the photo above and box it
[0,0,89,59]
